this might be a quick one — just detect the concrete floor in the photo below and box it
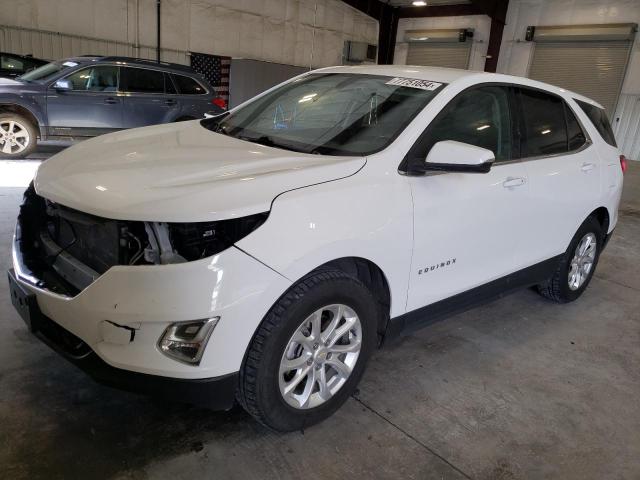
[0,154,639,480]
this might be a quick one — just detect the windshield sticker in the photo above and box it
[62,61,79,67]
[385,77,442,91]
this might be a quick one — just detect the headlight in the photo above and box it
[158,318,219,365]
[167,212,268,261]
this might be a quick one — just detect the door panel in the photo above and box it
[120,68,179,127]
[515,88,601,265]
[406,85,527,312]
[522,147,600,264]
[407,163,529,311]
[46,65,123,135]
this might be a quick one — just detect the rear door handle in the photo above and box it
[502,176,526,189]
[581,162,596,173]
[104,97,118,104]
[165,99,177,106]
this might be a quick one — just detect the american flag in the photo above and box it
[190,52,230,103]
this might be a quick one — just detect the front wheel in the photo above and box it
[238,270,379,431]
[0,113,37,158]
[537,216,603,303]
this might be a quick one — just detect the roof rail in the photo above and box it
[99,56,194,72]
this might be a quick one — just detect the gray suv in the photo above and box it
[0,56,225,158]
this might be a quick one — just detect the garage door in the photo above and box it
[406,43,471,69]
[527,24,636,116]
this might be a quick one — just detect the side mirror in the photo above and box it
[424,140,495,174]
[53,79,72,91]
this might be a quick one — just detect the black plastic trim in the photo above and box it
[384,255,563,342]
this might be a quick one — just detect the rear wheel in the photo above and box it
[0,113,37,158]
[238,270,379,431]
[537,216,603,303]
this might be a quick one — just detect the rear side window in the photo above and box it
[173,74,206,95]
[576,99,617,147]
[518,88,567,157]
[120,67,165,93]
[417,85,513,162]
[1,55,24,71]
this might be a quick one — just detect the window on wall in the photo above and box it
[518,88,568,157]
[416,85,512,162]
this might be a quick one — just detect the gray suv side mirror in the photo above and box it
[53,79,72,91]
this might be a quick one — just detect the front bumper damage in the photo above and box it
[9,266,238,408]
[8,210,291,407]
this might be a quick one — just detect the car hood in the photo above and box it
[0,77,45,93]
[35,121,366,222]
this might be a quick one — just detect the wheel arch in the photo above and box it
[304,256,392,343]
[588,206,610,234]
[0,103,43,137]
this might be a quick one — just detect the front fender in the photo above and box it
[0,95,47,136]
[236,169,414,318]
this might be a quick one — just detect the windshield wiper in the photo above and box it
[239,135,307,153]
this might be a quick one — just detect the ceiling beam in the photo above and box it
[397,4,482,19]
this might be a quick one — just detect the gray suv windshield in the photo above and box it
[19,61,73,82]
[206,73,444,156]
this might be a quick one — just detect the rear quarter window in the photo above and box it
[576,99,617,148]
[173,74,207,95]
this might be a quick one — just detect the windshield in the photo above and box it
[19,61,73,82]
[204,73,444,156]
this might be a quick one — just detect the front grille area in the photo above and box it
[44,201,147,274]
[17,185,149,293]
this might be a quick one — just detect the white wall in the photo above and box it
[393,15,492,71]
[0,0,378,68]
[497,0,640,95]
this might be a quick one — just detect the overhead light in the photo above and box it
[541,129,551,135]
[412,1,427,6]
[476,124,490,131]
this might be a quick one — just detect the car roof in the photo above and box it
[314,65,604,110]
[60,55,198,75]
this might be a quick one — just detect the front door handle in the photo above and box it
[502,176,526,189]
[581,162,596,173]
[165,99,177,106]
[104,97,118,104]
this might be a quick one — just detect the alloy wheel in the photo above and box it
[568,232,597,291]
[0,120,30,155]
[279,304,362,409]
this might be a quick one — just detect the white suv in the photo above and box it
[8,66,625,431]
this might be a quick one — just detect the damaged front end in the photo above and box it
[14,184,269,296]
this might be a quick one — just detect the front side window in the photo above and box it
[120,67,164,93]
[519,88,568,157]
[173,74,206,95]
[206,73,444,156]
[413,85,512,162]
[65,66,119,92]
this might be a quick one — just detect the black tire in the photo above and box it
[238,270,379,432]
[537,216,603,303]
[0,113,38,158]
